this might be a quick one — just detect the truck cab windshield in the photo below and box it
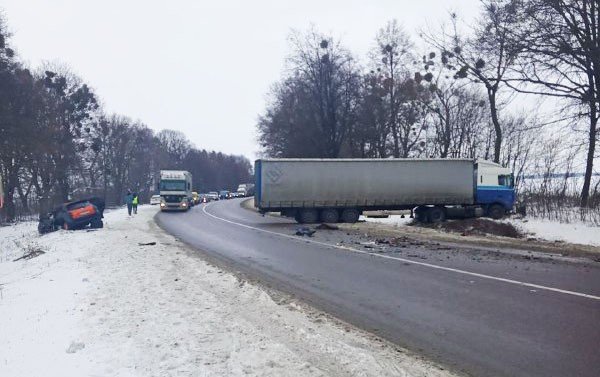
[498,174,514,188]
[160,180,186,191]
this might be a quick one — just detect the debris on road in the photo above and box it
[358,241,377,249]
[13,246,45,262]
[295,227,316,237]
[138,241,157,246]
[316,223,339,230]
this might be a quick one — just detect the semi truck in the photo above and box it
[236,183,255,197]
[254,158,515,223]
[159,170,193,211]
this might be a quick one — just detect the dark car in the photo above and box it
[38,197,105,234]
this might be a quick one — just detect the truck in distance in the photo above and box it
[159,170,193,211]
[254,158,515,224]
[237,183,255,197]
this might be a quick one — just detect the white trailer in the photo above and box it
[255,158,515,223]
[159,170,193,211]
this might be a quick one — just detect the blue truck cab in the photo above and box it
[475,160,515,218]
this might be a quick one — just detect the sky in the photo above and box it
[1,0,480,161]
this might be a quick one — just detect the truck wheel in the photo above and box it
[340,209,360,223]
[320,209,339,223]
[487,204,505,220]
[428,207,446,223]
[298,209,319,224]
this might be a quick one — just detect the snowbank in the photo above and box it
[0,206,452,377]
[363,213,600,248]
[507,218,600,246]
[361,214,414,227]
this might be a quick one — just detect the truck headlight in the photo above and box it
[160,202,166,208]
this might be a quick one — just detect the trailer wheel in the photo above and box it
[487,204,505,220]
[298,209,319,224]
[414,207,428,223]
[428,207,446,223]
[320,209,339,223]
[340,209,360,223]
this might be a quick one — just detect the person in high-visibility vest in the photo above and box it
[132,193,139,214]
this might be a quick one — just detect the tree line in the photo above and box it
[0,14,251,222]
[258,0,599,207]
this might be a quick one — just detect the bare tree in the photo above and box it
[426,82,489,159]
[505,0,600,206]
[370,20,420,157]
[258,29,361,158]
[421,0,525,162]
[156,129,192,168]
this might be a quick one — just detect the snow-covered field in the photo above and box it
[0,206,452,377]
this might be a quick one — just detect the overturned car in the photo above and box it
[38,197,105,234]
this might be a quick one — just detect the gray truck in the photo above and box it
[254,158,515,223]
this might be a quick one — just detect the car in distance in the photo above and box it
[150,194,161,205]
[207,192,219,201]
[219,190,230,200]
[192,192,200,205]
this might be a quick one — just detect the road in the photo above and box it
[156,198,600,377]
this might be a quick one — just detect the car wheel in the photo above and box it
[340,209,360,223]
[90,219,104,229]
[320,209,340,223]
[38,218,54,234]
[487,204,505,220]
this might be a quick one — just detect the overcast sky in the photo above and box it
[2,0,480,161]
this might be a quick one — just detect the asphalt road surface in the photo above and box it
[156,198,600,377]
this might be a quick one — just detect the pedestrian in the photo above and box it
[132,192,139,214]
[125,190,134,216]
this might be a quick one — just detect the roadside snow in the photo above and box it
[1,206,453,377]
[507,218,600,246]
[362,213,600,248]
[361,214,414,227]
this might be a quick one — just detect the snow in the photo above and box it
[362,213,600,248]
[1,206,453,377]
[361,214,414,227]
[507,218,600,246]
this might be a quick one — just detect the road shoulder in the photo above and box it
[1,205,458,377]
